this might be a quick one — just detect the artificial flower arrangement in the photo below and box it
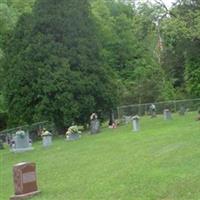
[41,129,52,137]
[66,125,81,136]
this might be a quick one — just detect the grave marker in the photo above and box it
[10,162,40,200]
[163,109,172,120]
[41,130,52,147]
[132,115,140,132]
[90,119,100,134]
[10,130,33,153]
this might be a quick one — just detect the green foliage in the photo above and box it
[3,0,119,131]
[161,0,200,95]
[0,0,35,49]
[0,0,36,113]
[92,0,174,104]
[185,57,200,97]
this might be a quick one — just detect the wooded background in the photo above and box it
[0,0,199,131]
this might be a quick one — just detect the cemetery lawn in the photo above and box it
[1,113,200,200]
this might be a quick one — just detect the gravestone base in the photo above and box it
[10,147,34,153]
[66,134,80,141]
[10,190,40,200]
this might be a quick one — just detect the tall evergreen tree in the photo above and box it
[3,0,118,131]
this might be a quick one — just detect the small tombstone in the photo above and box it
[90,113,100,134]
[66,125,81,141]
[10,129,33,153]
[41,129,52,147]
[163,109,172,120]
[132,115,140,132]
[0,139,4,149]
[10,162,40,200]
[179,106,186,116]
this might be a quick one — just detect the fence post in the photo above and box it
[138,104,141,116]
[145,104,147,115]
[174,100,177,113]
[117,107,120,120]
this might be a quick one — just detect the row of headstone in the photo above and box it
[8,128,54,152]
[6,113,101,152]
[131,109,173,132]
[5,108,188,151]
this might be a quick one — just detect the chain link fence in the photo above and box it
[0,121,55,143]
[117,98,200,121]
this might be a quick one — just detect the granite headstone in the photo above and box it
[132,115,140,132]
[10,162,40,200]
[10,131,33,153]
[90,119,100,134]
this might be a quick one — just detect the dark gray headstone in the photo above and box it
[90,119,100,134]
[42,135,52,147]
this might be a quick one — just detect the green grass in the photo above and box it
[1,113,200,200]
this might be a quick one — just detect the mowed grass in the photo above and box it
[1,112,200,200]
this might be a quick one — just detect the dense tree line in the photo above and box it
[0,0,199,131]
[161,0,200,97]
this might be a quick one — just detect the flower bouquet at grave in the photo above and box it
[66,125,81,136]
[16,130,26,139]
[41,129,52,137]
